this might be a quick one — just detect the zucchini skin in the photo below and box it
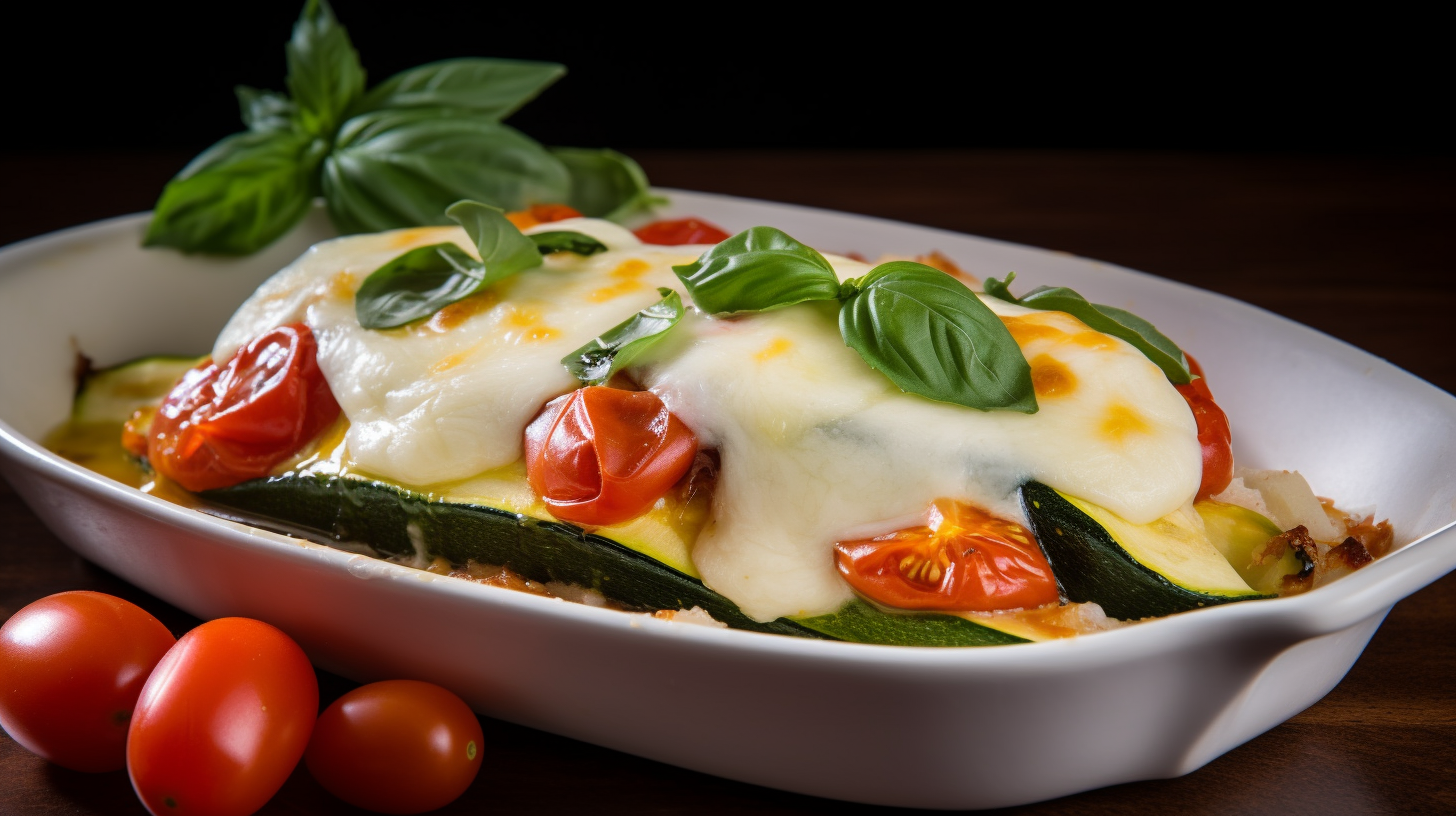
[205,473,823,638]
[1020,481,1267,620]
[204,473,1029,645]
[795,601,1026,647]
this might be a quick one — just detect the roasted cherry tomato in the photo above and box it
[633,218,730,245]
[148,323,339,492]
[128,617,318,816]
[835,500,1061,612]
[524,386,698,527]
[306,680,484,814]
[0,592,175,772]
[1176,355,1233,500]
[505,203,583,230]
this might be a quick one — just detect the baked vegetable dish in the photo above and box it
[47,203,1393,646]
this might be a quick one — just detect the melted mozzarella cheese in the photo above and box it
[216,221,1201,622]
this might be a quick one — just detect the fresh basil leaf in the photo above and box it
[530,231,608,256]
[143,129,326,256]
[984,272,1191,384]
[235,85,295,133]
[444,200,543,281]
[354,243,487,330]
[551,147,662,222]
[840,262,1037,412]
[563,288,683,385]
[354,202,541,329]
[672,226,841,315]
[322,109,570,234]
[356,58,565,120]
[285,0,366,137]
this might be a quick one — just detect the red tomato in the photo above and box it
[633,218,730,245]
[1176,355,1234,500]
[127,618,318,816]
[148,323,340,492]
[505,203,582,230]
[524,386,698,526]
[0,592,175,772]
[834,500,1061,612]
[305,680,484,814]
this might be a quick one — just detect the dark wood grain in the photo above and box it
[2,151,1453,815]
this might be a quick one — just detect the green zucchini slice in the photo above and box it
[1196,501,1303,595]
[204,473,1028,646]
[1021,482,1269,620]
[73,355,203,423]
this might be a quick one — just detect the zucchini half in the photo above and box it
[204,474,1026,646]
[1021,481,1270,620]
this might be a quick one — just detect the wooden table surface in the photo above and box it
[1,151,1453,814]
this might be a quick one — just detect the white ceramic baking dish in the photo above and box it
[2,191,1454,810]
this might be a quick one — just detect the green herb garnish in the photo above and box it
[841,263,1036,413]
[673,229,1036,412]
[530,231,609,256]
[984,272,1191,384]
[551,148,665,222]
[354,200,540,329]
[563,288,684,385]
[144,0,654,256]
[671,227,842,315]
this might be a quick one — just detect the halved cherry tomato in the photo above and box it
[306,680,484,814]
[148,323,339,492]
[127,617,318,816]
[524,386,698,527]
[505,203,583,230]
[0,592,175,772]
[834,500,1061,612]
[633,218,730,245]
[1176,354,1233,500]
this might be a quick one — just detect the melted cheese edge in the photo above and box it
[215,220,1201,622]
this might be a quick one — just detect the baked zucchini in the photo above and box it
[202,472,1026,646]
[1195,501,1304,595]
[73,355,204,424]
[1021,481,1269,620]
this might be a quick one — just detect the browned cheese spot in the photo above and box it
[1100,404,1153,443]
[754,337,793,362]
[1029,354,1077,398]
[410,291,499,335]
[999,314,1067,346]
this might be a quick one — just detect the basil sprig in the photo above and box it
[145,0,656,256]
[552,148,665,222]
[531,231,609,256]
[842,263,1037,413]
[354,201,540,329]
[984,272,1191,384]
[142,130,328,256]
[563,288,684,385]
[673,229,1036,412]
[284,0,365,139]
[672,227,842,315]
[322,110,571,236]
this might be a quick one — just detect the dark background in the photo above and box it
[3,1,1447,155]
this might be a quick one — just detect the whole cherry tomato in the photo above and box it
[835,500,1061,612]
[1176,354,1233,500]
[633,218,730,245]
[505,203,582,230]
[148,323,340,492]
[0,592,175,772]
[305,680,484,814]
[524,386,698,527]
[128,618,318,816]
